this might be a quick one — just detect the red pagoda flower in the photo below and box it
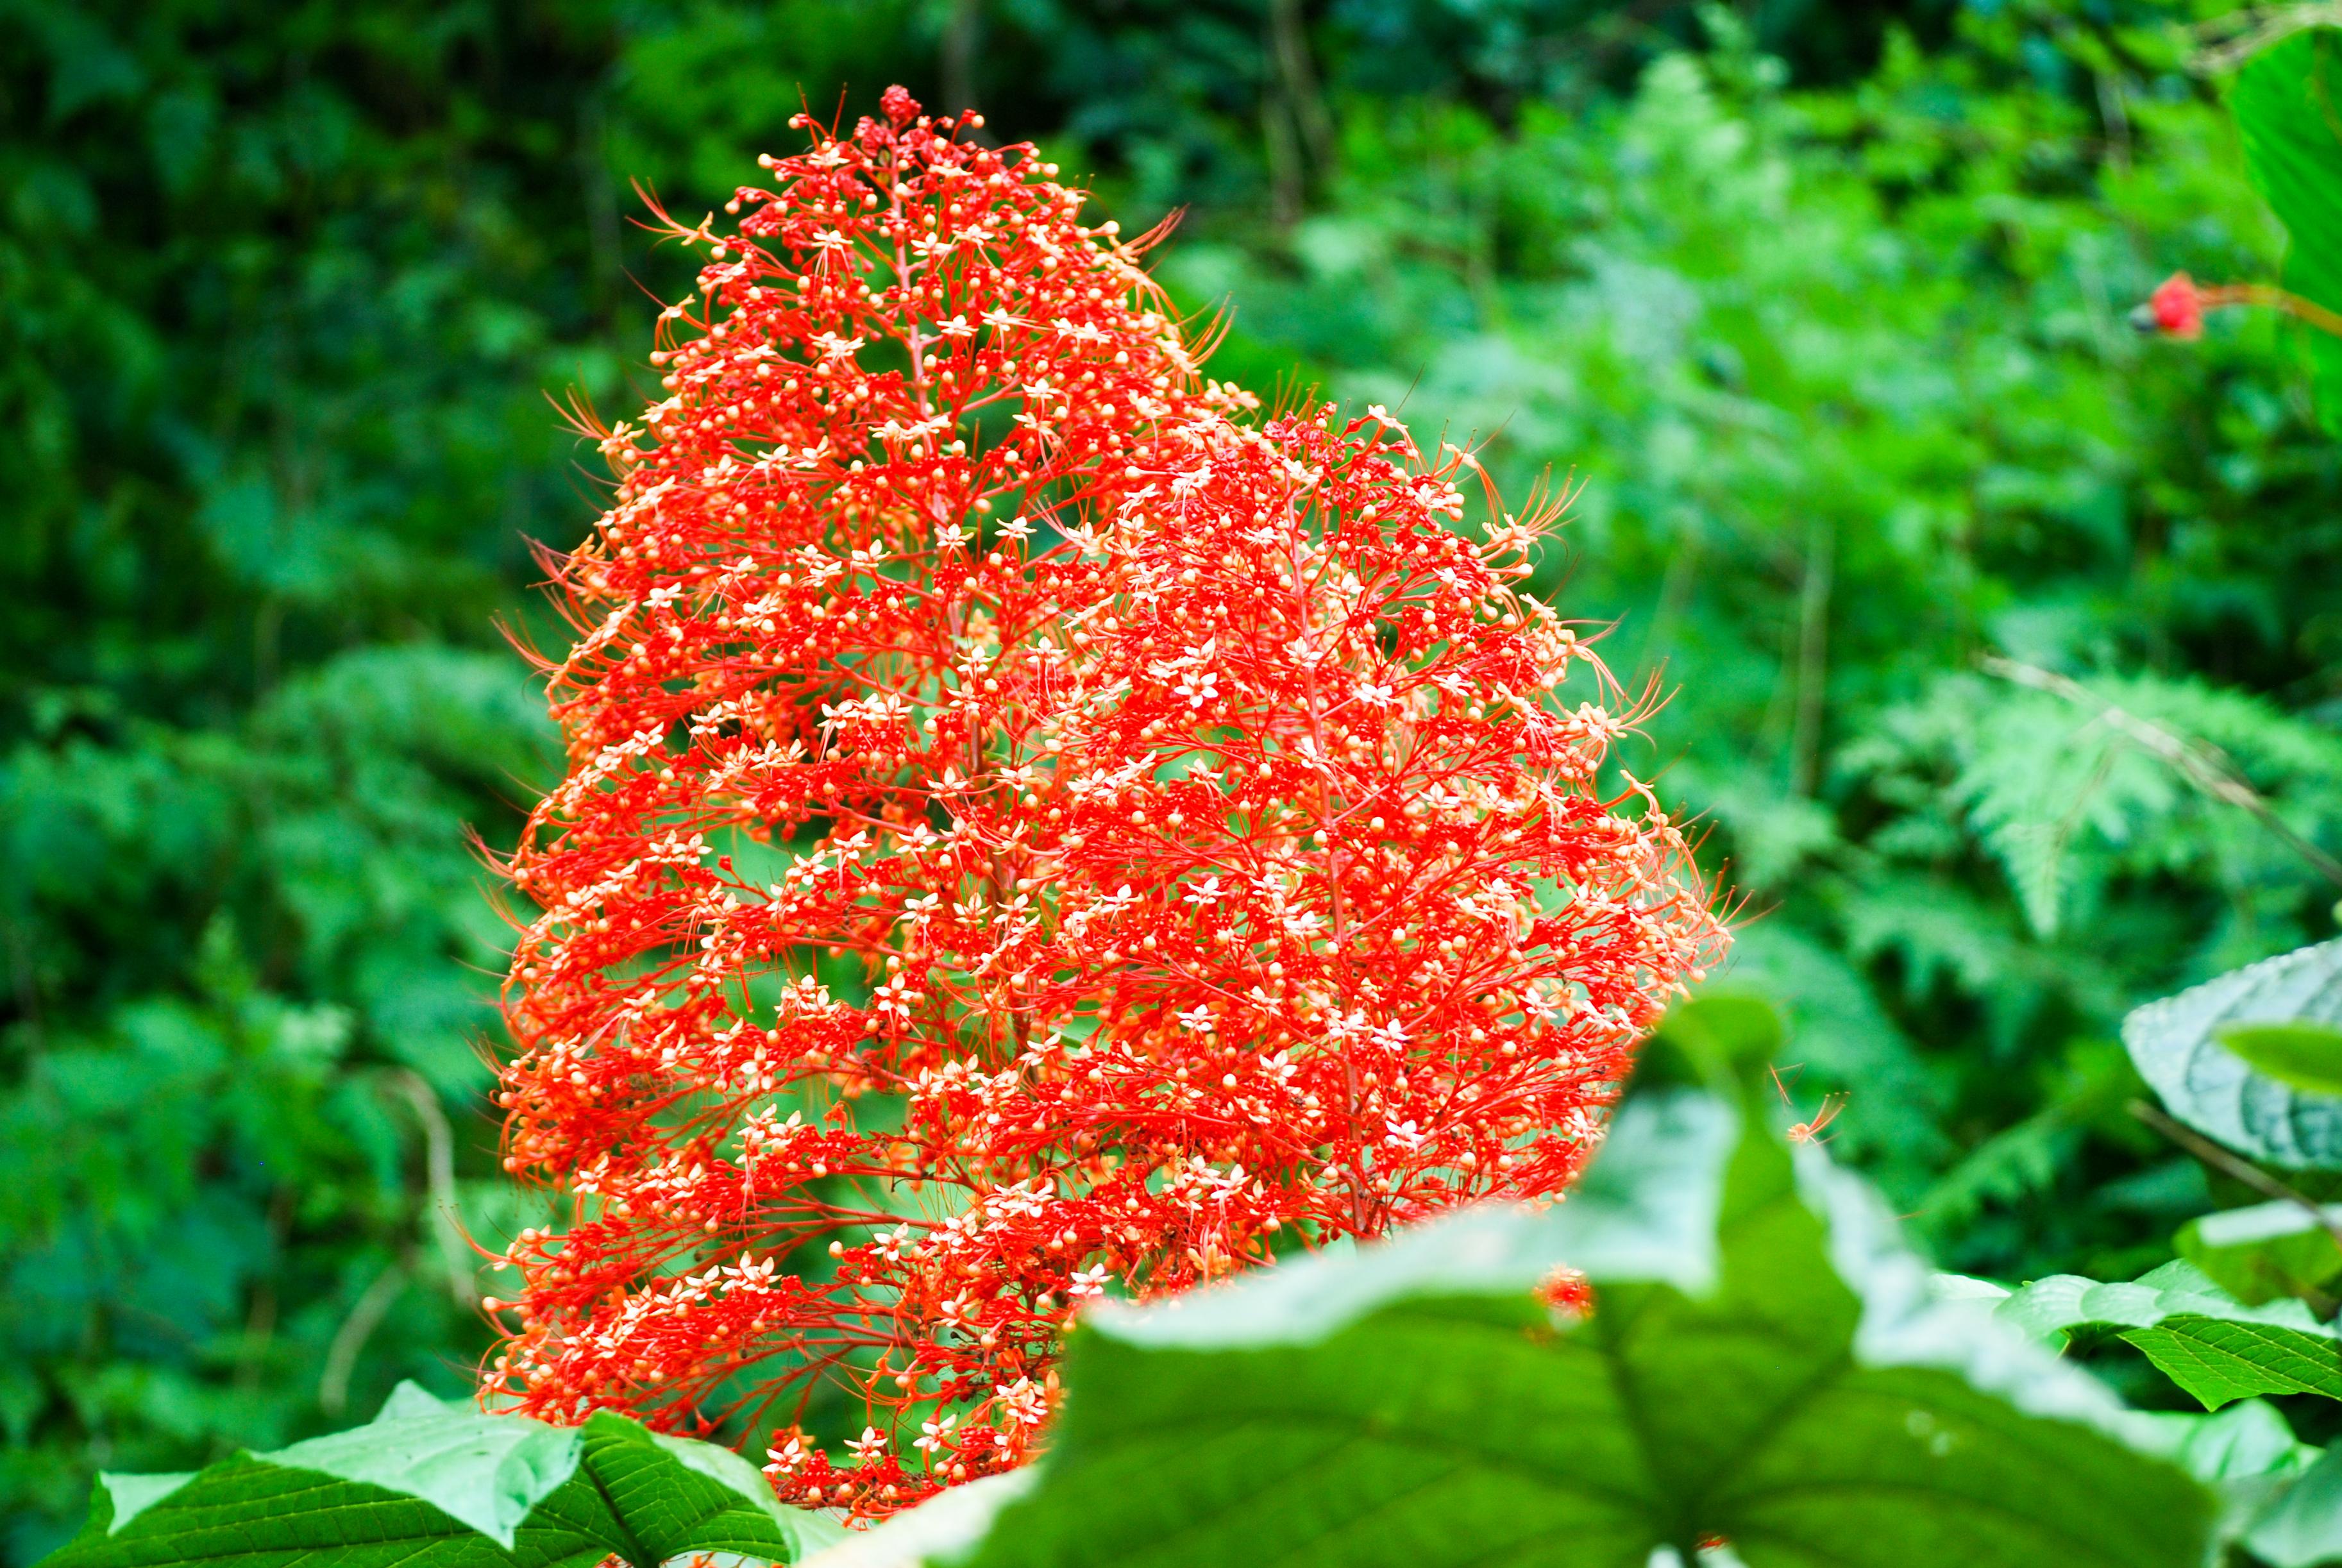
[485,87,1725,1519]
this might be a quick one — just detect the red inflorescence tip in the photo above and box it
[2149,272,2206,339]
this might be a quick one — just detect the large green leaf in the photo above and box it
[2178,1199,2342,1306]
[2123,936,2342,1168]
[823,1079,2210,1568]
[2236,31,2342,436]
[1998,1259,2342,1408]
[41,1386,843,1568]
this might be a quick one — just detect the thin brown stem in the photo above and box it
[1984,657,2342,890]
[941,0,982,117]
[1790,518,1833,798]
[2130,1098,2342,1257]
[2203,281,2342,339]
[2190,4,2342,74]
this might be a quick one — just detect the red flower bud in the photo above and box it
[2146,271,2205,339]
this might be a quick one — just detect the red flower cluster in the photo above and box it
[486,88,1725,1519]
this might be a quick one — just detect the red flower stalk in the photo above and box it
[486,88,1725,1520]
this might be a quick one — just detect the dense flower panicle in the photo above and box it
[487,89,1725,1520]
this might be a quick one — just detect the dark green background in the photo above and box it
[6,0,2339,1560]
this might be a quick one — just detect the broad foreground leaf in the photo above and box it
[1998,1259,2342,1408]
[825,1080,2211,1568]
[43,1386,843,1568]
[2124,936,2342,1167]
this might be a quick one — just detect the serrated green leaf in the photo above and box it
[41,1384,843,1568]
[2236,31,2342,437]
[257,1388,584,1546]
[2123,937,2342,1168]
[94,1476,196,1535]
[836,1086,2209,1568]
[49,1451,612,1568]
[1999,1260,2342,1408]
[578,1412,845,1565]
[2178,1199,2342,1306]
[2220,1022,2342,1097]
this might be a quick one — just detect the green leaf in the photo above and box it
[2122,1401,2317,1554]
[2220,1022,2342,1097]
[2123,937,2342,1168]
[2246,1440,2342,1568]
[243,1385,586,1546]
[576,1411,844,1566]
[1999,1260,2342,1408]
[832,1087,2210,1568]
[2128,1397,2315,1485]
[1643,990,1785,1088]
[2178,1199,2342,1306]
[94,1477,196,1534]
[41,1385,843,1568]
[2235,31,2342,437]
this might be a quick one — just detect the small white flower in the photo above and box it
[995,1377,1050,1428]
[913,1412,957,1454]
[1177,669,1220,707]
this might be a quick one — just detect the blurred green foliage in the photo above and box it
[5,0,2341,1559]
[1140,4,2342,1272]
